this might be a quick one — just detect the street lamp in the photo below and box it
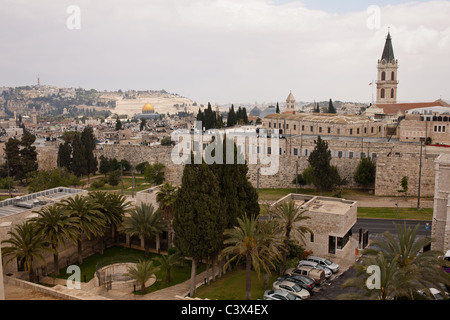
[295,161,299,194]
[417,137,425,210]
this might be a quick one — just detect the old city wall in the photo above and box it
[94,137,435,196]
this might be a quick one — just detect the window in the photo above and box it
[391,88,394,99]
[391,71,395,80]
[337,128,340,135]
[338,151,343,159]
[310,233,314,243]
[310,126,314,132]
[267,147,271,155]
[279,123,281,129]
[357,128,360,134]
[293,148,298,156]
[350,129,353,135]
[328,236,336,254]
[371,127,374,133]
[319,127,322,133]
[305,149,310,156]
[381,71,386,81]
[269,122,271,128]
[381,88,385,99]
[302,125,305,131]
[294,124,296,130]
[349,152,354,159]
[328,127,331,134]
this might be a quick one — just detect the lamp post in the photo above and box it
[295,161,299,194]
[417,137,425,210]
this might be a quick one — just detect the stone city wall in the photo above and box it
[95,137,431,196]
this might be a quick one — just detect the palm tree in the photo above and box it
[30,204,79,275]
[340,223,450,300]
[89,191,131,249]
[364,222,450,293]
[271,200,313,275]
[154,251,184,283]
[221,215,280,300]
[339,251,415,300]
[60,194,106,264]
[1,222,52,282]
[156,182,177,249]
[120,202,165,257]
[125,259,160,294]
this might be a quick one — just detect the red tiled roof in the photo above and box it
[374,99,450,115]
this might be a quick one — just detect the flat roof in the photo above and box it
[0,187,85,218]
[264,113,373,125]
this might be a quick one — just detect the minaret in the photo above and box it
[286,91,296,110]
[376,31,398,104]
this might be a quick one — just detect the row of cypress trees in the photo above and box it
[172,136,259,296]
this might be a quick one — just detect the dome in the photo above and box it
[142,103,155,112]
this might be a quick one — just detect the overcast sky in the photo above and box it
[1,0,449,105]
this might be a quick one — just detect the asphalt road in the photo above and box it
[352,218,432,237]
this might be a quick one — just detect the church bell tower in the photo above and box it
[376,31,398,104]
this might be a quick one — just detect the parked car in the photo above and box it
[272,280,310,300]
[297,260,332,278]
[277,275,315,292]
[263,289,301,300]
[286,267,325,284]
[306,255,340,273]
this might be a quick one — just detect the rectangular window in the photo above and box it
[328,127,331,134]
[294,124,296,130]
[269,122,271,128]
[350,129,353,135]
[349,152,354,159]
[371,127,374,133]
[337,129,340,135]
[328,236,336,254]
[286,124,289,129]
[338,151,343,159]
[319,127,322,133]
[302,125,305,131]
[310,126,314,132]
[267,147,271,155]
[294,148,298,156]
[357,128,360,134]
[310,233,314,243]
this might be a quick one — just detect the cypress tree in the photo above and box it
[328,99,336,114]
[173,155,224,296]
[70,133,88,177]
[276,103,280,114]
[81,126,98,183]
[57,141,73,171]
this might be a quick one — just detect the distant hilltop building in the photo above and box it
[135,103,161,120]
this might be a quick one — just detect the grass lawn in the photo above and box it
[53,246,205,294]
[357,207,433,220]
[85,176,154,194]
[194,267,279,300]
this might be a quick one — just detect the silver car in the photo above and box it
[272,280,310,300]
[263,290,301,300]
[306,255,340,273]
[297,260,332,278]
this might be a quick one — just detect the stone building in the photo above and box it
[431,154,450,253]
[271,194,357,264]
[262,113,387,139]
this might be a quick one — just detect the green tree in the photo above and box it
[156,182,177,249]
[115,116,122,131]
[327,99,336,114]
[1,222,52,282]
[81,126,98,183]
[221,215,281,300]
[135,161,149,174]
[60,195,105,264]
[30,204,79,275]
[144,163,165,185]
[120,203,165,257]
[18,131,38,182]
[70,133,88,177]
[107,170,120,186]
[227,105,237,127]
[341,223,450,300]
[27,168,82,193]
[140,118,147,131]
[154,251,184,283]
[173,157,223,296]
[276,103,280,114]
[57,141,72,171]
[271,201,312,275]
[89,191,131,247]
[354,157,376,188]
[98,155,110,176]
[398,176,409,201]
[125,259,159,294]
[308,136,342,194]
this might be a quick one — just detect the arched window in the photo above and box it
[381,72,386,81]
[381,88,385,99]
[391,88,394,98]
[391,71,395,80]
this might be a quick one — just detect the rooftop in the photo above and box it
[264,112,373,125]
[0,187,85,218]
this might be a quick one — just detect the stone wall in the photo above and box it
[374,151,438,197]
[95,136,432,196]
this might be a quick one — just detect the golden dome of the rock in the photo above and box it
[142,103,155,112]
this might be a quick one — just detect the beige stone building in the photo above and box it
[262,113,386,139]
[431,154,450,253]
[376,32,398,104]
[271,194,357,263]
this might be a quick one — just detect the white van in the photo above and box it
[306,256,340,274]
